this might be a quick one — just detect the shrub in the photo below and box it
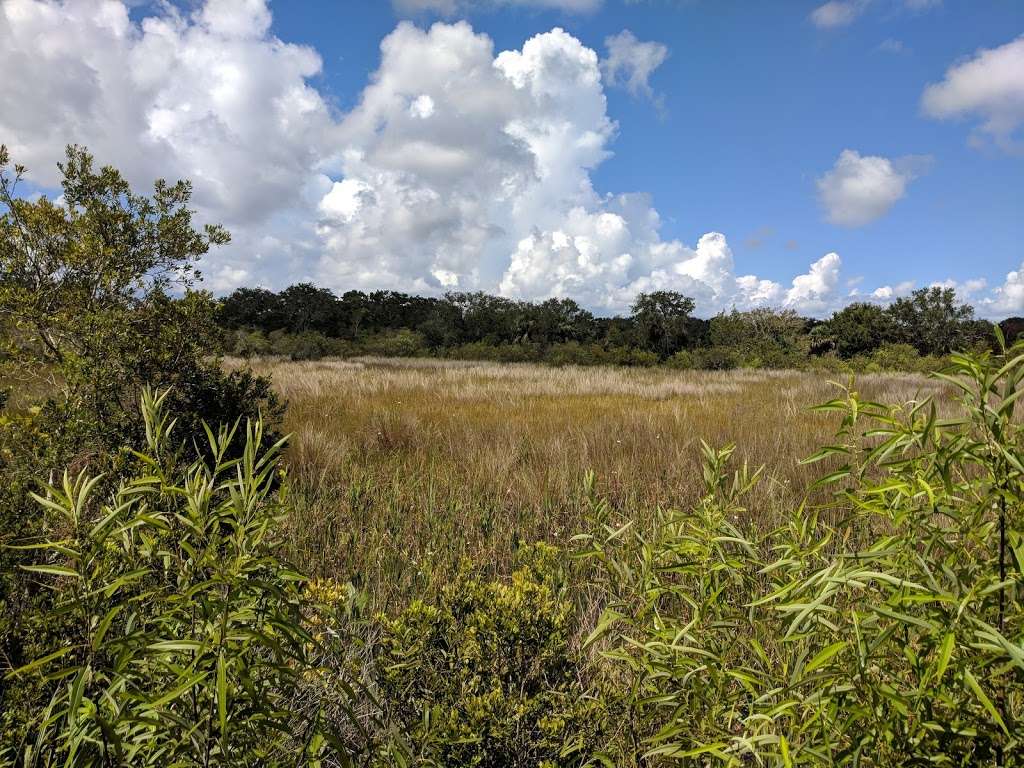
[692,346,741,370]
[581,341,1024,765]
[664,350,694,370]
[2,390,346,766]
[371,546,600,767]
[361,329,426,358]
[226,328,270,358]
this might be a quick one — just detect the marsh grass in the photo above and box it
[227,356,954,610]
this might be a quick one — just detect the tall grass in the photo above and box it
[227,357,953,610]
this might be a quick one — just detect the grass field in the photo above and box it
[227,356,953,609]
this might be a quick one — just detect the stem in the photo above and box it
[997,491,1007,768]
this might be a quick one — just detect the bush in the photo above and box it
[2,390,346,766]
[692,346,741,370]
[361,329,426,358]
[664,350,695,370]
[371,546,600,767]
[581,343,1024,765]
[226,327,270,358]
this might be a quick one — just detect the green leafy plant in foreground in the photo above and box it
[370,544,602,768]
[3,389,344,767]
[582,336,1024,765]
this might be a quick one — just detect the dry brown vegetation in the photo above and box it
[227,356,953,609]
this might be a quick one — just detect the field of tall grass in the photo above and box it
[228,356,953,609]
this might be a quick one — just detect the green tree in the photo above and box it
[886,286,978,356]
[218,287,284,331]
[819,302,895,358]
[630,290,696,358]
[278,283,340,335]
[524,297,596,345]
[0,144,277,450]
[707,307,809,366]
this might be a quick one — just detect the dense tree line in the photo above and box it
[218,281,1018,369]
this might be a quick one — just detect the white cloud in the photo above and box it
[408,94,436,118]
[810,0,868,29]
[878,38,906,54]
[980,266,1024,315]
[392,0,602,14]
[0,0,337,286]
[3,1,1015,319]
[810,0,940,30]
[601,30,669,104]
[322,20,848,315]
[922,35,1024,152]
[816,149,928,227]
[871,280,915,301]
[784,252,842,314]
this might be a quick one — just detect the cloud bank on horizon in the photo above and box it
[0,0,1021,317]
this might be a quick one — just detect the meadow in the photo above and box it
[5,145,1023,766]
[233,356,953,609]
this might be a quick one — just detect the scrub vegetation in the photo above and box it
[4,148,1024,767]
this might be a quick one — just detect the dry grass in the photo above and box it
[227,356,953,610]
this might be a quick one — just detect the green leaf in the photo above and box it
[964,669,1007,736]
[805,641,847,675]
[20,565,81,579]
[217,650,228,740]
[935,632,955,684]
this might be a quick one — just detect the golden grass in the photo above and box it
[227,356,953,609]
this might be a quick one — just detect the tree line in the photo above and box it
[218,282,1020,369]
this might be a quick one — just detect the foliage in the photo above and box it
[816,302,895,358]
[707,308,810,367]
[0,143,282,454]
[2,390,344,767]
[371,546,600,767]
[889,286,986,356]
[214,281,1005,372]
[580,339,1024,765]
[630,291,697,359]
[0,145,282,758]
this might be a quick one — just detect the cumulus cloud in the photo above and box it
[321,19,850,315]
[922,35,1024,152]
[871,281,915,301]
[980,266,1024,315]
[0,0,337,288]
[816,149,929,227]
[784,252,842,314]
[601,30,669,104]
[392,0,602,14]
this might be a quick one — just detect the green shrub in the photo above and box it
[664,350,694,370]
[2,389,346,766]
[372,546,600,767]
[868,341,924,371]
[692,346,741,370]
[361,329,426,358]
[447,341,541,364]
[226,328,270,358]
[581,341,1024,765]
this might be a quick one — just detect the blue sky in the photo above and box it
[2,0,1022,315]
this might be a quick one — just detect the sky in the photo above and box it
[0,0,1022,317]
